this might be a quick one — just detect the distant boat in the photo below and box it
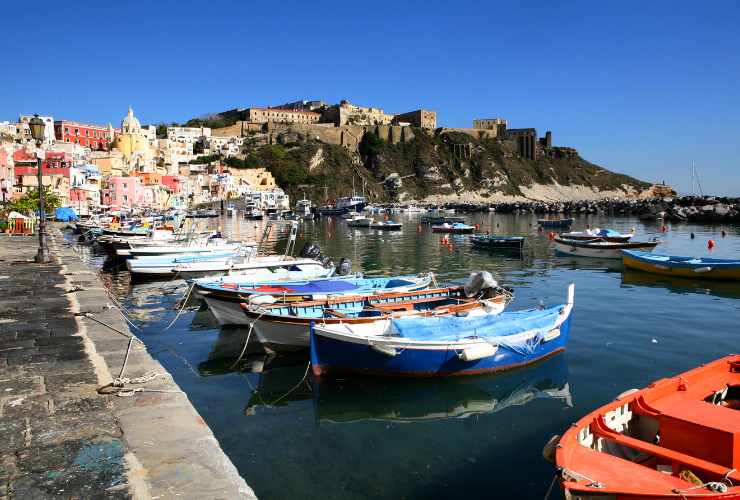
[622,250,740,280]
[470,234,525,250]
[538,218,575,228]
[553,236,658,259]
[421,215,465,225]
[347,215,373,227]
[226,204,237,217]
[432,223,475,234]
[310,284,574,378]
[561,228,633,243]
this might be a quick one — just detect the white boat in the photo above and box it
[296,198,313,217]
[336,195,367,213]
[404,205,425,213]
[347,215,373,227]
[226,204,237,217]
[121,240,247,257]
[553,236,659,259]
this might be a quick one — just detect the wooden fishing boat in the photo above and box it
[551,355,740,499]
[239,282,512,351]
[197,274,434,326]
[538,218,575,228]
[470,234,525,250]
[561,228,633,243]
[431,223,475,234]
[310,284,573,377]
[623,250,740,280]
[553,236,659,259]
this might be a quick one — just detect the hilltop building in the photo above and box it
[242,108,321,125]
[393,109,437,129]
[54,119,112,149]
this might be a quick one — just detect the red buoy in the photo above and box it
[661,225,667,233]
[708,239,716,249]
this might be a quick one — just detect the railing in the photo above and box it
[7,218,35,235]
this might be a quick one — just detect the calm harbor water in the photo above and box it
[71,213,740,499]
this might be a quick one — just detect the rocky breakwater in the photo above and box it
[442,196,740,223]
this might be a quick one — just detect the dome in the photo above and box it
[121,106,141,134]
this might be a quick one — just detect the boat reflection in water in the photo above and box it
[196,322,572,420]
[312,354,571,424]
[621,269,740,300]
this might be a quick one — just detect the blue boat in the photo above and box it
[622,249,740,280]
[470,234,525,250]
[310,284,574,377]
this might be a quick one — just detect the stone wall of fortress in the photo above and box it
[211,121,416,152]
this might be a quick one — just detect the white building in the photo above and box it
[18,115,55,145]
[167,126,211,145]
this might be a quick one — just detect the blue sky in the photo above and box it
[3,1,738,195]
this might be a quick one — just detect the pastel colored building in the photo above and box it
[102,176,141,209]
[54,120,112,149]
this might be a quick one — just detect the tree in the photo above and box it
[358,132,385,158]
[6,188,61,215]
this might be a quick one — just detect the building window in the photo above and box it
[94,131,98,138]
[85,130,89,136]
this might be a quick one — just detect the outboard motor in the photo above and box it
[299,242,318,258]
[464,271,498,298]
[336,258,352,276]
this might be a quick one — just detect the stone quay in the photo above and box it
[0,226,254,499]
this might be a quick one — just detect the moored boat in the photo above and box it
[431,223,475,234]
[421,215,465,225]
[538,218,575,228]
[310,284,573,377]
[552,355,740,499]
[553,236,659,259]
[622,250,740,280]
[470,234,525,250]
[346,215,373,227]
[239,276,511,351]
[561,228,634,243]
[198,273,434,326]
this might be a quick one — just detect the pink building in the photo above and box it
[0,148,12,203]
[161,175,183,193]
[102,176,141,209]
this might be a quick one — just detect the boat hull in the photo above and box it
[554,239,658,259]
[310,315,570,377]
[623,253,740,280]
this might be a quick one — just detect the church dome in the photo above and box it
[121,106,141,134]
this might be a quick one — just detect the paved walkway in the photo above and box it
[0,228,254,499]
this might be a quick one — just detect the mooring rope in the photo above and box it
[230,309,268,369]
[163,283,195,330]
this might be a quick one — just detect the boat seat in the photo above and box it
[591,415,740,482]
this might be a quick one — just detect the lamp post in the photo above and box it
[28,114,50,263]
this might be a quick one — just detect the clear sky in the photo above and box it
[3,1,738,195]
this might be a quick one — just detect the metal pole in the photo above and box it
[35,142,50,263]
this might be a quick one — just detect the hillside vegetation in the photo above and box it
[227,128,649,203]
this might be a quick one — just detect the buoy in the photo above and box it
[708,239,715,249]
[548,232,556,240]
[417,224,421,233]
[474,223,480,230]
[538,227,543,233]
[690,232,695,239]
[721,230,726,237]
[661,225,667,233]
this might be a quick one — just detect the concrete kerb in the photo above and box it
[51,228,256,499]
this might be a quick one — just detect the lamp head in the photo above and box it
[28,114,46,142]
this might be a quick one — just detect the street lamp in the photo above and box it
[28,114,50,263]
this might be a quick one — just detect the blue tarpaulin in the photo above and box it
[54,207,78,221]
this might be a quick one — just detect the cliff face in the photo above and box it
[234,128,649,204]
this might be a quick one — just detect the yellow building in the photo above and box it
[113,107,157,174]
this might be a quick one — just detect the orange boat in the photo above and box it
[550,355,740,499]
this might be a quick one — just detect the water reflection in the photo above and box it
[312,355,571,424]
[621,269,740,300]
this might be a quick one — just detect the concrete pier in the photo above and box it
[0,228,254,499]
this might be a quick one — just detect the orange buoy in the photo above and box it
[548,232,556,240]
[708,239,715,249]
[474,223,480,230]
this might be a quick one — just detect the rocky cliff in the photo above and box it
[229,128,650,204]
